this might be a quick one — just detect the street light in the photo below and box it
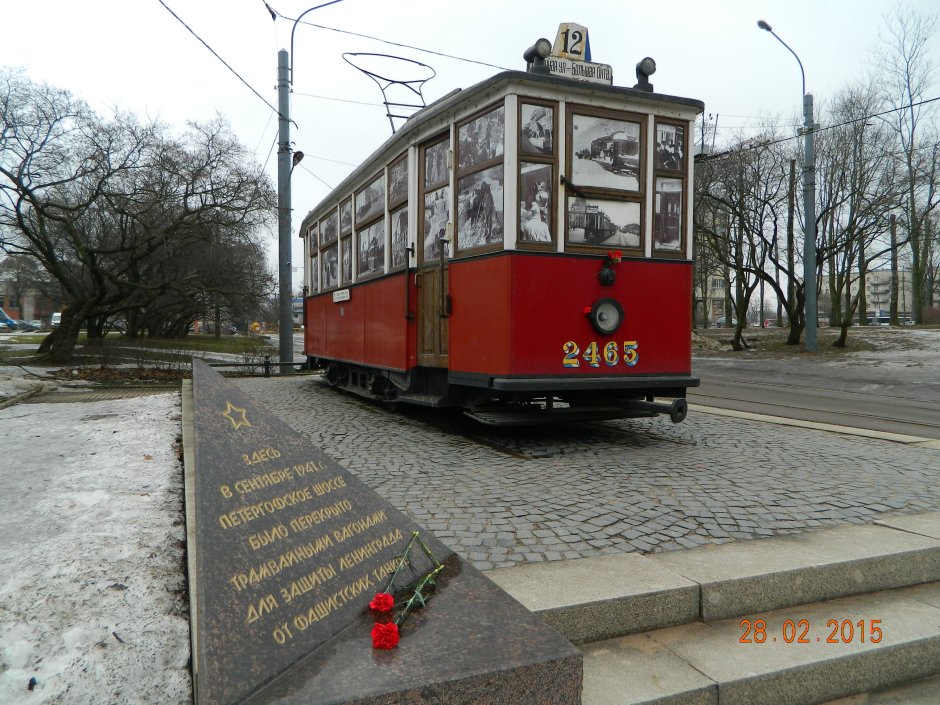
[757,19,817,352]
[276,1,344,372]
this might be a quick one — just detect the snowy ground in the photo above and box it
[0,365,190,705]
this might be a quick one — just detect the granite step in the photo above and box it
[487,513,940,645]
[486,513,940,705]
[580,581,940,705]
[818,674,940,704]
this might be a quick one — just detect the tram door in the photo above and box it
[417,136,451,367]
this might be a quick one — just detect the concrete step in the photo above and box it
[819,674,940,704]
[487,512,940,644]
[580,581,940,705]
[487,513,940,704]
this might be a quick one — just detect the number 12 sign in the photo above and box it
[552,23,591,62]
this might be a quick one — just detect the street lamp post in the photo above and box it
[276,1,344,371]
[757,20,817,352]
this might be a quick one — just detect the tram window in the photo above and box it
[340,237,352,283]
[567,197,641,249]
[322,244,339,289]
[355,173,384,225]
[321,210,338,245]
[570,112,642,193]
[340,198,352,235]
[422,186,450,261]
[388,154,408,208]
[424,141,448,189]
[310,253,318,293]
[519,162,553,244]
[457,165,504,252]
[310,223,319,249]
[358,220,385,278]
[655,123,684,172]
[390,207,408,270]
[653,177,682,252]
[520,103,554,157]
[457,106,504,171]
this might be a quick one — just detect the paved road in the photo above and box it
[689,356,940,440]
[236,373,940,571]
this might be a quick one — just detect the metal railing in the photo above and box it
[205,356,310,377]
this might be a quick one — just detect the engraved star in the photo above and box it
[221,401,251,430]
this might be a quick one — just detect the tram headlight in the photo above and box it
[587,298,624,336]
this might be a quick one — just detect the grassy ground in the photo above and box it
[694,323,938,359]
[0,332,280,381]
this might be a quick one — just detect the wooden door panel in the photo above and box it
[417,268,448,367]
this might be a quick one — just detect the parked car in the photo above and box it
[51,312,61,328]
[15,320,39,331]
[0,307,17,331]
[29,319,43,331]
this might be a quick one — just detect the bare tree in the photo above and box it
[696,131,792,349]
[878,6,940,324]
[0,69,276,361]
[814,84,904,346]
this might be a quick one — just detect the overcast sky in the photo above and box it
[2,0,938,288]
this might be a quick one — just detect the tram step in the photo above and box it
[464,405,649,426]
[580,582,940,705]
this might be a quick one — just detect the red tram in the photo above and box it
[301,31,702,424]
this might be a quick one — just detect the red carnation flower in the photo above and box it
[369,592,395,613]
[372,621,400,649]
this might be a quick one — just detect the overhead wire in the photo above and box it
[269,6,513,72]
[292,91,385,108]
[297,162,334,190]
[697,96,940,162]
[155,0,289,122]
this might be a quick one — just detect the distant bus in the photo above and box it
[866,315,911,326]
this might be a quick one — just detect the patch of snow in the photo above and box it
[0,390,191,705]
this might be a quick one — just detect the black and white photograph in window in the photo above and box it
[321,211,338,244]
[423,186,449,261]
[340,198,352,233]
[391,207,408,269]
[389,156,408,205]
[323,244,339,289]
[311,223,319,248]
[519,163,552,243]
[358,219,385,276]
[520,103,553,156]
[310,254,318,293]
[655,124,684,171]
[654,177,682,251]
[457,165,504,252]
[425,141,448,187]
[571,114,641,191]
[567,197,641,248]
[341,237,352,282]
[356,174,384,224]
[458,106,504,171]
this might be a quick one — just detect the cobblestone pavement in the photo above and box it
[237,374,940,571]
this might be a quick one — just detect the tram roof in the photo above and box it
[299,70,704,231]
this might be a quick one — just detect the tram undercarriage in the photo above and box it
[316,359,693,426]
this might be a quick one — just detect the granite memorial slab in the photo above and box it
[186,359,581,705]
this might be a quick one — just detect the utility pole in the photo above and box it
[802,93,817,351]
[277,49,293,372]
[758,20,817,351]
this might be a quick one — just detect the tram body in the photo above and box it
[301,56,702,424]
